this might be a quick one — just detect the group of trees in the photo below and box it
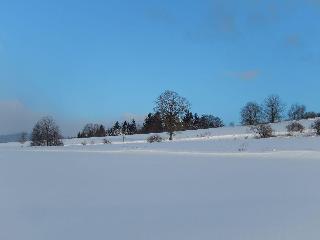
[240,95,285,125]
[77,124,106,138]
[240,95,320,126]
[141,112,223,135]
[107,120,137,136]
[141,91,223,140]
[76,91,223,141]
[77,119,138,138]
[29,91,320,146]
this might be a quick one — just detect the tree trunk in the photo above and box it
[169,132,173,140]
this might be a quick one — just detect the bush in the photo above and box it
[251,124,274,138]
[312,119,320,135]
[147,135,163,143]
[81,141,87,146]
[103,139,111,144]
[286,122,305,133]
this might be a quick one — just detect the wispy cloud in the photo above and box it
[184,1,286,43]
[145,7,176,25]
[299,52,320,64]
[190,1,240,41]
[285,34,301,47]
[231,70,260,81]
[210,1,238,34]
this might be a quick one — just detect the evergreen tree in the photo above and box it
[128,119,137,135]
[78,123,105,138]
[97,125,106,137]
[182,111,194,130]
[110,121,121,136]
[122,121,129,135]
[142,112,164,134]
[193,113,200,130]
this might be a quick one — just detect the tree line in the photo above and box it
[76,90,223,140]
[29,91,320,146]
[140,111,223,135]
[240,94,320,126]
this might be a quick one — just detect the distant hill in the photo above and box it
[0,133,30,143]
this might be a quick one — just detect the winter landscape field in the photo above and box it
[2,0,320,239]
[1,120,320,240]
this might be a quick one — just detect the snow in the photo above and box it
[1,119,320,240]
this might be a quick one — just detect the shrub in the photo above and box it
[286,122,305,133]
[81,141,87,146]
[103,139,111,144]
[147,135,163,143]
[312,119,320,135]
[251,124,274,138]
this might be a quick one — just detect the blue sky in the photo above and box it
[1,0,320,135]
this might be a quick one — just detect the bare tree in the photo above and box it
[31,116,63,146]
[154,90,190,140]
[288,104,306,120]
[263,95,285,123]
[240,102,262,126]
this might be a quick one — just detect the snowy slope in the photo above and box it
[1,119,320,240]
[2,118,319,153]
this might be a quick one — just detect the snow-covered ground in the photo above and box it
[1,119,320,239]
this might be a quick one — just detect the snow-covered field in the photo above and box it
[1,119,320,240]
